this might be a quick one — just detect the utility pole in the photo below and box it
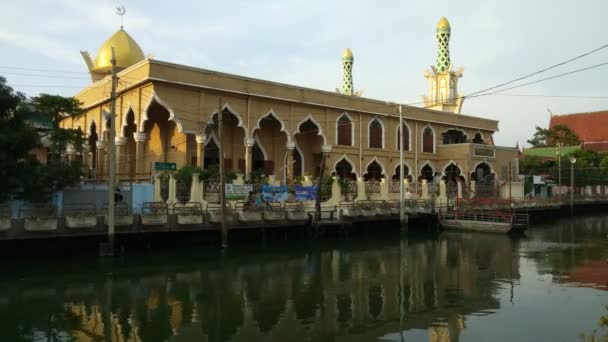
[218,97,228,248]
[106,47,118,256]
[398,104,406,230]
[570,157,576,216]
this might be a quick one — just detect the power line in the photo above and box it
[466,42,608,97]
[468,60,608,98]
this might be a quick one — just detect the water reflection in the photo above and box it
[0,215,607,341]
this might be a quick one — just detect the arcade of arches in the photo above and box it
[65,59,517,184]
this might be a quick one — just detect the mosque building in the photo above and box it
[62,17,518,184]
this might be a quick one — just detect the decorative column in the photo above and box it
[133,132,147,182]
[96,141,107,180]
[168,173,177,205]
[457,180,463,199]
[81,143,90,178]
[286,141,295,183]
[245,137,255,177]
[66,144,77,164]
[195,134,206,170]
[153,173,162,202]
[421,180,429,200]
[115,136,128,182]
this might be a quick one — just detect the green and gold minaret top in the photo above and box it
[422,17,464,114]
[342,48,354,95]
[338,48,364,96]
[436,17,451,73]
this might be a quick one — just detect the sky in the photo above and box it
[1,0,607,147]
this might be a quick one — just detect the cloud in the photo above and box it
[1,0,608,147]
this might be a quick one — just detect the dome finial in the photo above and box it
[437,16,450,33]
[343,48,353,59]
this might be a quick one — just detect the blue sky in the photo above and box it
[1,0,607,147]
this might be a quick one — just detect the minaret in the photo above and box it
[436,17,451,73]
[342,48,354,95]
[422,17,464,114]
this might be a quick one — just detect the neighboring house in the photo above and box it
[22,109,54,165]
[549,111,608,152]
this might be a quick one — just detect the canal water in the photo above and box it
[1,215,607,342]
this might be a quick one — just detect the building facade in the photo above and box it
[62,18,518,184]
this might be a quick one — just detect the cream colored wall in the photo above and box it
[66,60,516,182]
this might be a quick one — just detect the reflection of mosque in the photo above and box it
[0,234,520,342]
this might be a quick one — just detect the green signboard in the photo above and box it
[154,162,177,171]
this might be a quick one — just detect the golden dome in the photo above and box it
[343,48,353,58]
[92,28,145,72]
[437,17,451,33]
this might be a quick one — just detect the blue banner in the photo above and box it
[262,185,288,202]
[295,185,318,201]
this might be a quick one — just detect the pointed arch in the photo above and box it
[419,160,436,181]
[392,160,413,180]
[441,160,462,174]
[204,102,248,138]
[472,131,485,144]
[421,124,436,153]
[364,157,386,178]
[396,120,412,151]
[121,108,136,137]
[472,161,495,175]
[367,117,384,149]
[140,91,184,133]
[294,113,327,145]
[363,156,386,180]
[253,109,291,144]
[336,112,354,146]
[441,127,468,144]
[333,154,358,178]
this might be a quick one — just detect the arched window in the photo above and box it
[364,160,384,181]
[397,123,410,151]
[337,114,353,146]
[472,132,484,144]
[443,163,461,182]
[422,126,434,153]
[368,119,383,149]
[442,129,467,144]
[420,164,434,182]
[335,158,356,180]
[392,164,411,181]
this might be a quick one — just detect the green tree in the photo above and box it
[0,77,40,202]
[0,78,86,202]
[527,124,581,147]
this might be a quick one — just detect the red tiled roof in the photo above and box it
[549,111,608,143]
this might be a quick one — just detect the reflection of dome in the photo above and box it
[93,28,145,72]
[343,48,353,59]
[437,16,451,33]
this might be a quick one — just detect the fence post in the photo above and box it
[380,178,389,201]
[470,181,476,199]
[457,180,463,199]
[438,180,447,208]
[168,174,177,206]
[191,173,200,204]
[421,180,429,200]
[153,173,162,202]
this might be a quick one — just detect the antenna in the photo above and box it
[116,5,126,29]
